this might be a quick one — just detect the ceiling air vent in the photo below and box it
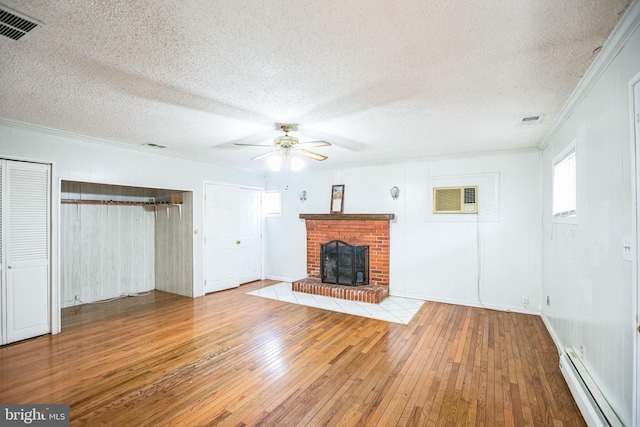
[0,5,41,41]
[144,143,167,149]
[518,115,543,127]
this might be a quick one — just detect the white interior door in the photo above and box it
[238,188,262,284]
[204,184,239,293]
[4,160,51,343]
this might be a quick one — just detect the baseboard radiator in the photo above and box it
[559,349,623,427]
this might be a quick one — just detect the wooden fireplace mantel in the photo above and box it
[299,213,395,221]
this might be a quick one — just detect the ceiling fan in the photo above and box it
[234,125,331,161]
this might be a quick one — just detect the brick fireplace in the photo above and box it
[293,213,394,303]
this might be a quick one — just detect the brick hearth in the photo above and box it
[295,213,394,303]
[292,277,389,304]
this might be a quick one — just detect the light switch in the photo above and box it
[623,237,633,261]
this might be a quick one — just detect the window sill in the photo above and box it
[552,215,578,225]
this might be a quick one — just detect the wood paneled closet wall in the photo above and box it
[60,181,192,309]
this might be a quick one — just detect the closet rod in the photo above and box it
[61,199,182,206]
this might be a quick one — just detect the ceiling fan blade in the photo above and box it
[296,140,332,148]
[234,142,274,147]
[299,130,366,151]
[219,129,276,149]
[251,150,279,160]
[295,149,328,161]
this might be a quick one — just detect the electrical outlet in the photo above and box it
[546,295,550,306]
[74,295,80,301]
[522,295,529,307]
[580,345,585,359]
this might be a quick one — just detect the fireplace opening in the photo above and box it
[320,240,369,286]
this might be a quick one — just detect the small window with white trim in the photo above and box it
[263,191,281,216]
[552,141,577,221]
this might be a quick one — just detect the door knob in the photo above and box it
[236,240,241,245]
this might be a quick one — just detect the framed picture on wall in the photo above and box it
[330,184,345,214]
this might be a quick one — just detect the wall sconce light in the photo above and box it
[390,186,400,200]
[299,190,307,202]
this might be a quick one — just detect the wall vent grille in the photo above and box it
[0,5,40,41]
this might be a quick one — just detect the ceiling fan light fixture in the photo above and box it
[274,135,299,158]
[235,123,330,163]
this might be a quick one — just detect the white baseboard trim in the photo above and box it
[390,291,539,315]
[543,314,624,426]
[540,313,564,356]
[560,350,624,427]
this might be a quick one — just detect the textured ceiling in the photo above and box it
[0,0,630,171]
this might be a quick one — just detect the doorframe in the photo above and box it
[202,180,264,295]
[630,70,640,427]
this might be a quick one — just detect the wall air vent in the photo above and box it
[0,5,41,41]
[433,186,478,214]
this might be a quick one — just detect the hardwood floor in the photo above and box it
[0,280,585,426]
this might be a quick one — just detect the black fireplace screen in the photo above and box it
[320,240,369,286]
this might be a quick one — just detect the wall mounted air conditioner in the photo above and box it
[433,186,478,214]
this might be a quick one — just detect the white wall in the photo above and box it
[540,4,640,424]
[266,148,542,313]
[0,120,265,330]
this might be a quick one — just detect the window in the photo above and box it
[263,191,281,216]
[552,142,577,220]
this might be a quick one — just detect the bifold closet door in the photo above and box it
[3,160,50,344]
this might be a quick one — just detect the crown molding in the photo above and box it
[538,0,640,151]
